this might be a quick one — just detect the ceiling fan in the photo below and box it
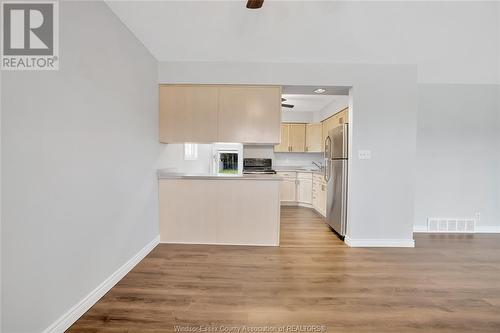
[246,0,264,9]
[281,98,294,109]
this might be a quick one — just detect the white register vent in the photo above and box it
[427,217,476,233]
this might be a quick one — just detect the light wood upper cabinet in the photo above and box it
[289,124,306,152]
[322,108,349,149]
[275,123,306,152]
[218,86,281,144]
[159,84,281,144]
[275,124,290,152]
[305,123,323,153]
[159,85,218,143]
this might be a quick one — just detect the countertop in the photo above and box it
[274,166,324,175]
[157,170,282,181]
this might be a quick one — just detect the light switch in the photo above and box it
[358,150,371,160]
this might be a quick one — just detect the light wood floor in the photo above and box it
[68,206,500,332]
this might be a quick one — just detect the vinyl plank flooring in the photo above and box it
[68,206,500,333]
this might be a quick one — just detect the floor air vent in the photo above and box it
[427,218,476,233]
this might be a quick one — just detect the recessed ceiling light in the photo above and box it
[313,88,326,94]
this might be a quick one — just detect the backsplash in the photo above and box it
[274,152,323,167]
[156,143,213,173]
[157,144,324,173]
[243,145,323,167]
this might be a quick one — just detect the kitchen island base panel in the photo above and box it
[159,179,280,246]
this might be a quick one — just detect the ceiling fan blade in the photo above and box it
[281,98,286,102]
[247,0,264,9]
[281,103,294,108]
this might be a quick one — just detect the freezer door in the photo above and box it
[326,159,348,236]
[329,124,348,159]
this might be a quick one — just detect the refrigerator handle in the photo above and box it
[324,159,329,182]
[324,136,331,182]
[323,136,331,159]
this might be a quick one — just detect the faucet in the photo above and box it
[312,161,323,170]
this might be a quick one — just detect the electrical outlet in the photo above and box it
[358,150,371,160]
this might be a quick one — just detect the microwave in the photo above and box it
[212,143,243,175]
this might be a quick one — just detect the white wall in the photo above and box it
[281,110,314,123]
[1,2,159,332]
[0,67,3,333]
[159,61,418,244]
[415,84,500,229]
[313,98,349,123]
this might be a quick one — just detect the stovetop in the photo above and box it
[243,158,276,174]
[243,169,277,175]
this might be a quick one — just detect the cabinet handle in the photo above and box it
[305,146,308,152]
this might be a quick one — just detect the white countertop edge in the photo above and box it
[157,171,283,181]
[274,167,323,175]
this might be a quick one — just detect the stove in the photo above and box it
[243,158,276,174]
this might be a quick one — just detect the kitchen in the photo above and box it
[157,84,350,245]
[5,1,498,332]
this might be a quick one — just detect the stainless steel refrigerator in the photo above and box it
[324,123,348,239]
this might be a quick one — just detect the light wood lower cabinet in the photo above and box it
[277,171,326,216]
[297,176,313,204]
[312,174,327,216]
[159,178,281,246]
[278,171,297,202]
[277,172,323,212]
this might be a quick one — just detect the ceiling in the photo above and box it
[281,94,347,113]
[282,85,349,96]
[104,1,499,85]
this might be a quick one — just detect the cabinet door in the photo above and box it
[319,181,327,216]
[274,124,290,152]
[338,108,349,124]
[218,86,281,144]
[297,179,312,204]
[280,178,296,202]
[289,124,306,152]
[159,85,218,143]
[306,123,323,153]
[312,180,320,210]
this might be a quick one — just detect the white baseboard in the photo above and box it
[345,236,415,248]
[42,235,160,333]
[413,225,500,233]
[475,226,500,233]
[159,240,279,247]
[413,225,428,233]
